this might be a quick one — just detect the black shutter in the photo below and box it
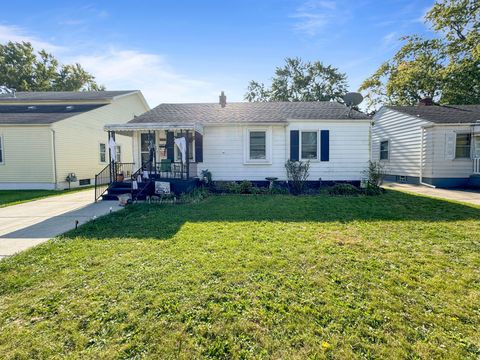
[166,131,174,161]
[290,130,299,161]
[195,131,203,163]
[320,130,329,161]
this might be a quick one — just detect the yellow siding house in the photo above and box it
[0,90,149,189]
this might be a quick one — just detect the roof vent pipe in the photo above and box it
[219,91,226,108]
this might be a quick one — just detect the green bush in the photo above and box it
[326,183,362,196]
[285,160,310,195]
[239,180,253,194]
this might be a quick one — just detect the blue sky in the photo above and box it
[0,0,434,107]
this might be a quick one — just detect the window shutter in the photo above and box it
[290,130,299,161]
[166,131,175,161]
[320,130,330,161]
[195,131,203,163]
[445,132,456,160]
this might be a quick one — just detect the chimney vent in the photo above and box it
[417,97,434,106]
[219,91,226,108]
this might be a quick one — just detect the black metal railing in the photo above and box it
[94,162,135,202]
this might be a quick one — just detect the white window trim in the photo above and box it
[379,139,390,161]
[244,127,272,164]
[0,135,4,165]
[454,132,472,160]
[174,131,195,162]
[300,130,320,161]
[99,142,107,164]
[116,145,122,163]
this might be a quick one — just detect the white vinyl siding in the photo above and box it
[372,107,430,177]
[199,120,370,181]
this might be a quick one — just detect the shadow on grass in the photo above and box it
[64,190,480,240]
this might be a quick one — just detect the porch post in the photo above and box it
[185,130,190,180]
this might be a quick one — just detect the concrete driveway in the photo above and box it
[383,182,480,206]
[0,190,121,259]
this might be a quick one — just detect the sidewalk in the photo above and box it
[383,182,480,206]
[0,190,120,259]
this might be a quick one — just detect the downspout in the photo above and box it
[419,125,436,188]
[51,129,58,189]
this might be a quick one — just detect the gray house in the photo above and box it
[372,100,480,188]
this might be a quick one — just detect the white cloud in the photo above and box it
[0,24,62,52]
[69,49,218,106]
[381,31,399,48]
[0,23,220,107]
[291,1,343,36]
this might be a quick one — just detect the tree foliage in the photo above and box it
[359,0,480,110]
[0,41,104,91]
[245,57,348,102]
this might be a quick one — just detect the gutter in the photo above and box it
[419,125,436,188]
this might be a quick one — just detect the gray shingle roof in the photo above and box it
[0,104,106,125]
[0,90,137,103]
[129,101,370,125]
[386,104,480,124]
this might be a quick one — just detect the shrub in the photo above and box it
[239,180,253,194]
[285,160,310,195]
[200,169,213,186]
[363,161,385,188]
[327,183,362,196]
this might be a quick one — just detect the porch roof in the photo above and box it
[104,122,204,134]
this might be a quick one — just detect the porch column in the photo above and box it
[108,131,116,183]
[185,130,190,180]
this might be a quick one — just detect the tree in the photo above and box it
[245,57,348,102]
[0,41,104,91]
[359,0,480,110]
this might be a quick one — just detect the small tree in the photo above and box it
[285,160,310,195]
[363,161,385,188]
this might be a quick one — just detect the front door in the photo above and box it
[474,136,480,158]
[140,132,156,167]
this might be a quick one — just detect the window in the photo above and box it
[99,143,106,163]
[0,136,3,164]
[380,140,389,160]
[455,133,471,158]
[175,135,194,162]
[79,179,91,186]
[249,131,266,160]
[116,146,121,163]
[301,131,318,159]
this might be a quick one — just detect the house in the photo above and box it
[0,90,149,190]
[372,99,480,188]
[101,93,371,198]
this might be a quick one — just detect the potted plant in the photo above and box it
[116,171,125,182]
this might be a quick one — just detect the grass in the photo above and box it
[0,191,479,359]
[0,187,92,208]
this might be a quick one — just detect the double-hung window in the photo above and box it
[380,140,389,160]
[455,133,471,158]
[301,131,318,160]
[116,146,122,162]
[249,131,266,160]
[99,143,106,163]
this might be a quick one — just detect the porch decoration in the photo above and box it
[174,137,187,163]
[108,136,117,161]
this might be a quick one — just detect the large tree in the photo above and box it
[359,0,480,110]
[245,57,348,102]
[0,41,104,91]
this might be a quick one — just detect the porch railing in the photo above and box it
[94,162,135,202]
[474,157,480,175]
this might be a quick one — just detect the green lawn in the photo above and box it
[0,187,91,208]
[0,192,479,359]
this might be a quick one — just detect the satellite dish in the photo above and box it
[343,92,363,107]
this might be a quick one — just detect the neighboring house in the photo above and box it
[103,94,371,193]
[0,90,149,190]
[372,100,480,188]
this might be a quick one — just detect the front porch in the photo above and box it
[95,123,203,201]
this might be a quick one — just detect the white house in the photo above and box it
[372,99,480,188]
[101,94,371,198]
[0,90,149,190]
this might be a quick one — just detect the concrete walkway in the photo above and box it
[0,190,121,259]
[383,182,480,206]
